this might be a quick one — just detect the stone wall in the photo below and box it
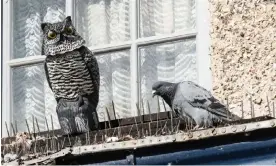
[209,0,276,118]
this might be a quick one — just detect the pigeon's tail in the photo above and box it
[208,104,241,122]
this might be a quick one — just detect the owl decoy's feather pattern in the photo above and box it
[41,16,100,135]
[152,81,240,129]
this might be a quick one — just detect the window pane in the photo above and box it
[75,0,131,47]
[13,0,66,59]
[139,38,197,114]
[12,64,59,133]
[96,50,131,121]
[139,0,196,37]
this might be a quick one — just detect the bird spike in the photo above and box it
[112,101,117,120]
[250,96,255,118]
[162,99,167,112]
[102,112,108,137]
[5,121,10,138]
[45,117,50,138]
[266,96,271,117]
[226,97,229,119]
[51,115,55,151]
[25,119,31,139]
[115,113,122,138]
[141,99,145,117]
[32,115,36,138]
[170,110,174,134]
[136,103,143,123]
[147,100,152,122]
[157,96,161,113]
[10,122,16,136]
[86,121,90,145]
[61,137,66,150]
[148,122,152,136]
[136,103,145,137]
[105,107,112,128]
[93,133,97,144]
[161,121,168,134]
[67,134,72,147]
[176,119,181,133]
[32,115,37,153]
[241,101,244,119]
[156,97,160,135]
[133,115,140,138]
[273,102,275,118]
[35,118,41,136]
[128,124,134,136]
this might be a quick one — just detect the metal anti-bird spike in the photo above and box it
[147,100,152,136]
[115,113,122,138]
[10,122,16,136]
[45,117,50,138]
[156,96,160,135]
[226,97,229,119]
[105,107,112,129]
[133,113,140,138]
[5,121,10,138]
[32,115,37,153]
[250,96,255,118]
[112,101,117,120]
[241,101,244,119]
[35,118,41,136]
[273,102,275,118]
[136,103,144,137]
[266,96,271,117]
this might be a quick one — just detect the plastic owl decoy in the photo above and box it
[41,16,100,135]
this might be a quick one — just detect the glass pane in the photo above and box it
[12,64,59,133]
[96,50,131,121]
[139,0,196,37]
[75,0,131,47]
[139,38,197,114]
[13,0,66,59]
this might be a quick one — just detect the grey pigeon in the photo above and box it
[152,81,240,129]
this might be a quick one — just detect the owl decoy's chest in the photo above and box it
[45,50,94,99]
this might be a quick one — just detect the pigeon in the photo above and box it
[152,81,240,129]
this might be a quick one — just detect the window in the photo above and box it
[1,0,211,136]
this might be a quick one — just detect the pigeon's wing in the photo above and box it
[176,81,239,121]
[172,97,195,122]
[79,46,100,105]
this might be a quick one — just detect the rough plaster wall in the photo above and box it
[209,0,276,118]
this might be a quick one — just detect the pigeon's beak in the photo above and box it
[152,90,157,98]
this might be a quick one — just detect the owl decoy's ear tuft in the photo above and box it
[65,16,72,22]
[41,23,47,30]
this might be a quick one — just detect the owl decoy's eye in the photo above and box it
[64,27,73,35]
[47,31,57,39]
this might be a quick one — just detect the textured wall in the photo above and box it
[209,0,276,118]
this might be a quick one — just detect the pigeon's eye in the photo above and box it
[65,27,73,35]
[47,31,57,39]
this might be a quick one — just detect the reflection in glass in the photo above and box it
[13,0,65,58]
[140,0,196,37]
[96,50,131,121]
[12,64,59,132]
[76,0,131,47]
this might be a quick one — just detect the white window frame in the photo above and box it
[1,0,211,137]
